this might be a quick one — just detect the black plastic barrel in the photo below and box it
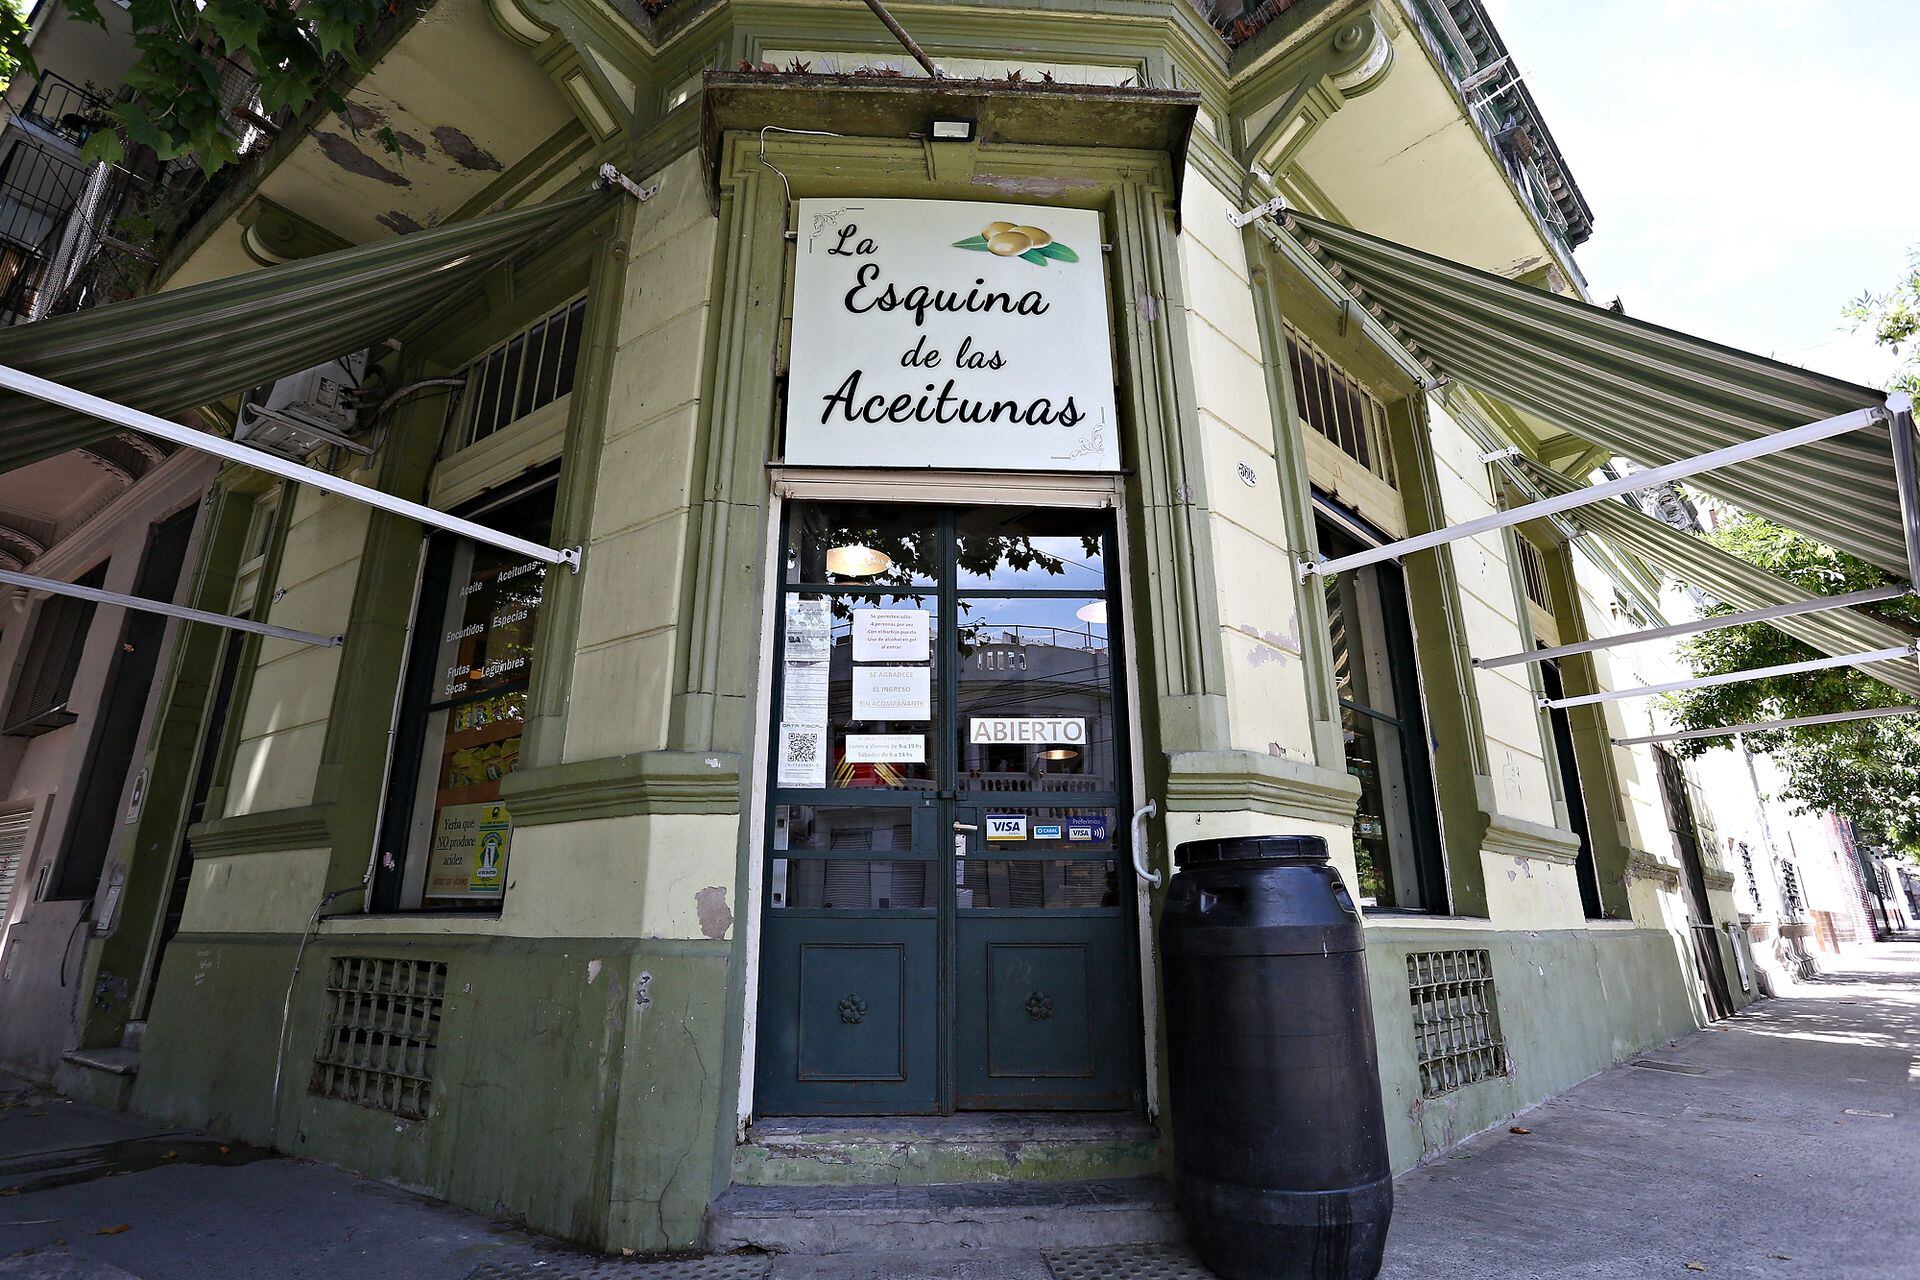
[1160,834,1392,1280]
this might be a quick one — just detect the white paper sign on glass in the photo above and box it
[853,666,932,721]
[785,198,1120,471]
[853,608,931,662]
[776,722,827,789]
[968,716,1086,745]
[844,733,926,764]
[784,597,831,661]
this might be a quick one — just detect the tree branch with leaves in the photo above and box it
[0,0,387,174]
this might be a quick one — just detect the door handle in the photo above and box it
[1131,800,1161,887]
[952,822,979,832]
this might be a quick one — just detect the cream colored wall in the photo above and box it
[1175,170,1318,766]
[223,488,364,819]
[564,152,715,765]
[1423,400,1556,832]
[180,847,333,935]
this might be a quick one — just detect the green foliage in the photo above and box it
[0,0,385,175]
[1665,514,1920,851]
[0,1,24,94]
[1844,247,1920,397]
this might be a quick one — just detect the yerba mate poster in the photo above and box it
[785,199,1120,471]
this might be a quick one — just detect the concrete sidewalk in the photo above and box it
[3,941,1917,1279]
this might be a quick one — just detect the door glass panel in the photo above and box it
[775,860,935,910]
[782,595,939,790]
[958,859,1119,910]
[955,507,1107,591]
[956,597,1115,795]
[787,503,939,586]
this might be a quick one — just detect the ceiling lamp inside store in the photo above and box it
[826,544,892,577]
[1040,746,1081,761]
[1075,601,1107,625]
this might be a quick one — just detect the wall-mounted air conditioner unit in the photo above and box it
[234,351,370,459]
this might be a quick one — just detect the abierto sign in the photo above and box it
[785,198,1120,471]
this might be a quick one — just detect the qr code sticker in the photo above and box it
[785,730,819,762]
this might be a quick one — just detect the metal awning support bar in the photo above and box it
[1612,703,1920,747]
[1543,642,1919,711]
[0,567,341,647]
[0,364,581,572]
[1300,402,1889,581]
[1476,584,1913,671]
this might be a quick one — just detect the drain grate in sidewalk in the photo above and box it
[466,1256,771,1279]
[1628,1059,1708,1075]
[1044,1244,1217,1279]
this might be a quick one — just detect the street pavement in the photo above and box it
[4,940,1917,1279]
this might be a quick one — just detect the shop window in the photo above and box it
[1317,512,1445,911]
[372,477,556,912]
[3,564,105,737]
[1285,324,1397,487]
[451,296,587,450]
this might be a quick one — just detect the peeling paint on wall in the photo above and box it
[376,210,426,236]
[432,126,503,172]
[314,133,411,187]
[695,887,733,940]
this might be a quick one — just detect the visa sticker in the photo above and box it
[986,814,1028,841]
[1066,814,1109,842]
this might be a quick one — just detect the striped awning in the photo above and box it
[1279,210,1906,579]
[0,189,613,475]
[1516,458,1920,700]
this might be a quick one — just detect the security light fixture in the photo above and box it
[825,543,893,577]
[931,119,974,142]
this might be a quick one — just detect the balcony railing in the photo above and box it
[15,73,113,148]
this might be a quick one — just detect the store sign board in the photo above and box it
[786,198,1120,471]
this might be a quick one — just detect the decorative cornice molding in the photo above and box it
[187,804,333,857]
[1163,749,1361,827]
[1478,809,1582,864]
[1229,4,1393,184]
[1624,848,1682,891]
[501,750,744,823]
[486,0,637,143]
[1702,867,1737,891]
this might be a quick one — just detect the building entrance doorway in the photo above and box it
[1655,747,1735,1021]
[755,502,1141,1116]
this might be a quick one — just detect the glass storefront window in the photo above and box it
[954,507,1107,591]
[1317,511,1444,912]
[376,480,556,912]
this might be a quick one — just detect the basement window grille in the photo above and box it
[454,295,588,450]
[1284,323,1398,487]
[1407,949,1507,1097]
[1515,534,1554,614]
[311,956,447,1119]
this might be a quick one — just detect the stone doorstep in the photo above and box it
[53,1047,140,1113]
[734,1114,1165,1187]
[60,1047,140,1076]
[704,1176,1185,1255]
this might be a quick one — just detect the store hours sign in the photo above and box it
[785,198,1120,471]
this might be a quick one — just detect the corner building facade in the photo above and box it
[37,0,1781,1253]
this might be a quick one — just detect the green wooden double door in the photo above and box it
[756,502,1144,1115]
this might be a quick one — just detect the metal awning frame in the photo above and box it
[1613,704,1920,748]
[0,566,342,648]
[1477,584,1914,672]
[1299,395,1905,583]
[1546,642,1920,712]
[0,362,583,575]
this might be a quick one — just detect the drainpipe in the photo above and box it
[267,874,368,1148]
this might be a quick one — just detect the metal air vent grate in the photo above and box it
[1407,949,1507,1097]
[311,956,448,1119]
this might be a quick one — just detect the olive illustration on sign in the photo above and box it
[953,217,1081,266]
